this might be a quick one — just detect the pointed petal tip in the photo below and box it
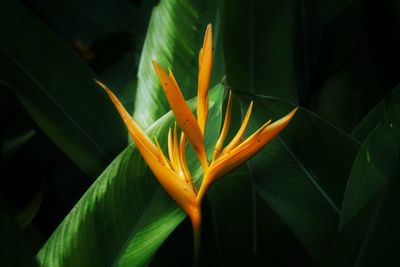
[94,79,106,89]
[95,80,115,98]
[287,107,299,120]
[152,60,163,73]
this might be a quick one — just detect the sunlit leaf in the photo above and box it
[37,86,224,267]
[133,0,217,127]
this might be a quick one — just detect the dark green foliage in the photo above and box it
[0,0,399,266]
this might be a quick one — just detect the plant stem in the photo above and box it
[196,171,211,204]
[196,181,208,205]
[191,209,202,267]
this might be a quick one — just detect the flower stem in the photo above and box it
[196,172,210,205]
[190,208,202,267]
[196,182,208,205]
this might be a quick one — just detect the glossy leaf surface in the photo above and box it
[37,86,224,267]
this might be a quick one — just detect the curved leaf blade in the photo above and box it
[340,85,400,229]
[220,0,298,102]
[352,85,400,142]
[237,92,359,259]
[0,0,126,177]
[37,86,224,267]
[133,0,217,127]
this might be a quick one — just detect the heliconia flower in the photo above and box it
[151,25,298,204]
[99,22,297,266]
[95,80,201,229]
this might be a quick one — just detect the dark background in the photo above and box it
[1,0,399,266]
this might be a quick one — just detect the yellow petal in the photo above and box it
[167,127,176,170]
[208,108,298,183]
[95,80,158,157]
[168,67,179,89]
[232,119,272,152]
[179,132,194,191]
[222,101,253,154]
[154,136,172,170]
[134,136,197,215]
[96,80,197,214]
[197,24,213,133]
[152,61,208,170]
[173,122,183,177]
[212,90,232,161]
[198,48,204,69]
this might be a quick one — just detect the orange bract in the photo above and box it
[95,80,199,223]
[97,23,297,264]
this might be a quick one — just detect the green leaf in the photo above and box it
[219,0,298,102]
[207,165,255,265]
[237,91,359,259]
[340,85,400,229]
[0,0,127,177]
[319,87,400,264]
[206,93,289,265]
[352,85,400,142]
[346,183,400,266]
[314,53,363,132]
[133,0,218,128]
[319,179,400,267]
[0,210,39,267]
[38,85,224,267]
[316,199,373,267]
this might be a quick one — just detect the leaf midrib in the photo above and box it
[111,186,184,267]
[277,136,340,214]
[235,89,361,146]
[238,90,360,214]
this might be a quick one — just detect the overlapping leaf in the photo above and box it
[0,0,126,177]
[37,86,224,267]
[133,0,217,127]
[318,86,400,266]
[220,0,298,102]
[340,85,400,229]
[237,92,359,259]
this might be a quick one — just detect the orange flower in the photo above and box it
[97,23,297,265]
[95,80,200,228]
[152,24,298,203]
